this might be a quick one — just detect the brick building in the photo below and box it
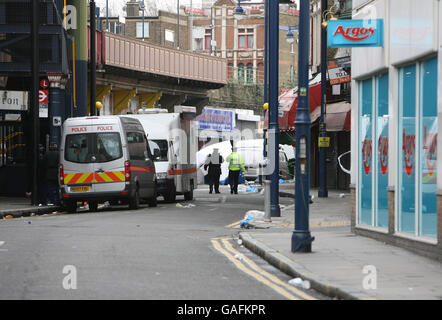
[191,0,299,89]
[123,0,189,51]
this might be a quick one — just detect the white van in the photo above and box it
[235,139,291,181]
[126,106,197,202]
[60,116,157,212]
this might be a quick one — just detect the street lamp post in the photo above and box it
[268,0,280,217]
[140,1,145,41]
[31,0,40,206]
[263,0,268,161]
[318,0,328,198]
[177,0,180,49]
[291,0,314,253]
[90,0,96,116]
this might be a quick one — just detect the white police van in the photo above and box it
[59,116,157,212]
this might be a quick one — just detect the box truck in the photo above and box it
[126,106,197,202]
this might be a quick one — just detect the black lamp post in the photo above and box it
[291,0,314,253]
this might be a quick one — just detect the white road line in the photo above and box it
[0,241,7,252]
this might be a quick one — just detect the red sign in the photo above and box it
[39,90,48,104]
[362,139,372,175]
[40,79,49,89]
[402,130,415,176]
[378,136,388,175]
[333,25,375,42]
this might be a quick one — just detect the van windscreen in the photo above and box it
[65,133,122,163]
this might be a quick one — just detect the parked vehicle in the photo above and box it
[235,139,292,181]
[60,116,157,213]
[125,106,197,202]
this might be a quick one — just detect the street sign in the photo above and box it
[318,137,330,148]
[40,79,49,89]
[39,90,48,104]
[39,90,49,118]
[0,90,28,111]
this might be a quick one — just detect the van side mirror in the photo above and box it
[153,149,161,160]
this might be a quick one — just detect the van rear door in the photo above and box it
[63,124,96,194]
[92,122,126,194]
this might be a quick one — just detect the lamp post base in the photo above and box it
[270,204,280,217]
[291,231,315,253]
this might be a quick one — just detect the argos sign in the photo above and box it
[328,19,384,48]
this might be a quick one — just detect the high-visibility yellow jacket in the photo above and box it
[226,152,245,171]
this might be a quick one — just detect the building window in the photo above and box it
[136,22,149,38]
[397,57,438,238]
[205,29,212,50]
[195,38,203,51]
[165,29,175,43]
[237,63,244,83]
[246,63,253,83]
[238,28,254,49]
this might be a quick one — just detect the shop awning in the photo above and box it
[264,83,322,131]
[265,83,351,132]
[310,101,351,132]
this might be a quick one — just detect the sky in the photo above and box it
[94,0,298,17]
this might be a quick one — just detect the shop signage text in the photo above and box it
[328,19,384,48]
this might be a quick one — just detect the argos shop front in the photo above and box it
[348,0,442,260]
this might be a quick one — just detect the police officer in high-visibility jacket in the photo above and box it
[226,147,245,194]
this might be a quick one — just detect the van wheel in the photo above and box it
[164,186,176,203]
[184,189,193,201]
[129,188,140,210]
[89,201,98,212]
[65,201,77,213]
[147,194,157,207]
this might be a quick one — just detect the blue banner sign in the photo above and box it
[196,108,235,131]
[327,19,384,48]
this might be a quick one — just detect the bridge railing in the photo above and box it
[98,31,227,85]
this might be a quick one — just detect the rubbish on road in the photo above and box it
[234,254,245,261]
[259,188,265,195]
[237,239,243,246]
[246,186,259,193]
[244,210,265,219]
[289,278,303,287]
[4,215,13,219]
[289,278,311,290]
[302,280,311,289]
[176,203,196,208]
[240,216,254,228]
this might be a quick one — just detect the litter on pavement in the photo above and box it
[176,203,196,208]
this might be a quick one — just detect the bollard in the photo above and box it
[264,180,272,222]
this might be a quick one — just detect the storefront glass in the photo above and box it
[360,79,373,225]
[399,64,417,234]
[376,73,389,228]
[420,57,437,237]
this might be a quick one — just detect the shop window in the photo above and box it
[398,56,437,238]
[358,72,390,228]
[420,57,437,237]
[376,73,389,228]
[359,78,373,225]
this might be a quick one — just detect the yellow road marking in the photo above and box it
[211,237,301,300]
[221,237,317,300]
[224,220,242,228]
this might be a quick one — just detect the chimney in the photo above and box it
[126,0,140,17]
